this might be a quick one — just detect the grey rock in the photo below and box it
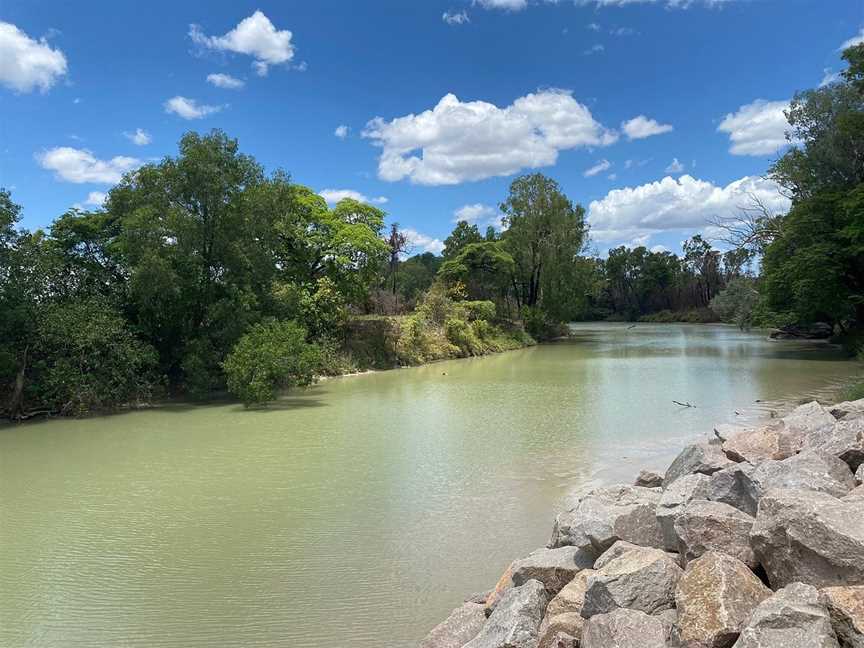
[593,541,642,570]
[635,469,664,488]
[537,570,595,647]
[844,486,864,503]
[484,563,515,617]
[466,591,492,604]
[464,580,549,648]
[581,545,682,618]
[537,628,577,648]
[785,400,838,435]
[420,602,487,648]
[674,500,757,568]
[722,420,801,463]
[858,463,864,485]
[750,489,864,589]
[830,399,864,421]
[511,546,595,596]
[733,582,840,648]
[656,473,712,551]
[549,485,664,552]
[675,551,772,648]
[747,449,856,501]
[820,586,864,648]
[663,442,734,487]
[581,608,669,648]
[803,418,864,473]
[707,463,759,516]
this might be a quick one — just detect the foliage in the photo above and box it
[443,220,483,258]
[709,278,761,330]
[223,320,321,406]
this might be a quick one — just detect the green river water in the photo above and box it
[1,323,861,647]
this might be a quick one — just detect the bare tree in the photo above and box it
[385,223,412,297]
[707,193,784,257]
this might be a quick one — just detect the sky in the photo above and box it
[1,0,862,256]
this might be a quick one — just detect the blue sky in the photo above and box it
[1,0,861,255]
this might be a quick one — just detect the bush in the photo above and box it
[710,278,760,330]
[223,320,321,406]
[521,306,569,341]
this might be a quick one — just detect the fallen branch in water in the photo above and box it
[673,400,696,408]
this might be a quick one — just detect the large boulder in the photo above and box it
[820,586,864,648]
[420,602,487,648]
[537,570,595,648]
[465,580,549,648]
[845,486,864,503]
[750,489,864,589]
[581,608,669,648]
[656,473,711,551]
[549,485,663,552]
[733,582,840,648]
[857,463,864,485]
[784,400,837,435]
[675,551,772,648]
[635,469,664,488]
[511,546,595,595]
[663,442,734,487]
[708,464,759,516]
[746,449,856,501]
[674,500,757,568]
[484,563,515,616]
[581,545,682,618]
[803,418,864,473]
[722,420,801,463]
[830,399,864,421]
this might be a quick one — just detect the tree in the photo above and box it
[438,241,515,303]
[710,278,760,330]
[223,320,321,406]
[443,220,483,259]
[385,222,411,296]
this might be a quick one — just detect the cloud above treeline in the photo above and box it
[37,147,142,184]
[0,21,68,93]
[717,99,790,156]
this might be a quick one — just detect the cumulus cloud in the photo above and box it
[362,89,618,185]
[334,124,349,139]
[124,128,152,146]
[717,99,789,156]
[84,191,107,206]
[37,147,141,184]
[0,21,68,93]
[206,72,245,89]
[474,0,528,10]
[190,11,295,76]
[164,96,223,120]
[820,68,841,88]
[318,188,388,205]
[584,159,612,177]
[587,174,789,244]
[403,228,445,255]
[622,115,673,140]
[841,27,864,51]
[443,11,470,24]
[665,157,684,173]
[453,203,498,224]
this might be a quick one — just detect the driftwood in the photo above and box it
[673,400,696,408]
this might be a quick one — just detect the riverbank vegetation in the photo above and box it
[2,44,863,416]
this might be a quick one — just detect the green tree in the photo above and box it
[710,277,760,330]
[223,320,321,406]
[439,241,515,303]
[443,220,483,259]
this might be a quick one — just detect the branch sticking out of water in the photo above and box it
[673,400,696,408]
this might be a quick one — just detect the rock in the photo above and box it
[581,545,682,618]
[656,473,712,551]
[466,591,492,604]
[674,500,757,568]
[734,582,840,648]
[484,563,514,616]
[465,580,549,648]
[663,442,734,487]
[722,420,800,463]
[511,546,595,596]
[820,586,864,648]
[537,629,577,648]
[747,449,856,501]
[537,570,595,647]
[844,486,864,503]
[549,485,664,552]
[858,464,864,485]
[708,463,759,517]
[675,551,772,648]
[593,541,642,570]
[750,489,864,589]
[785,400,838,433]
[803,418,864,473]
[830,399,864,421]
[581,608,669,648]
[420,602,487,648]
[635,469,664,488]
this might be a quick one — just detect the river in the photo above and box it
[1,323,861,647]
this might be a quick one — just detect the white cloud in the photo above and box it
[0,21,68,93]
[717,99,789,156]
[665,157,684,173]
[819,68,841,87]
[164,96,223,120]
[584,44,605,55]
[622,115,673,140]
[124,128,152,146]
[334,124,349,139]
[575,0,738,7]
[453,203,498,224]
[610,27,636,36]
[474,0,528,10]
[84,191,107,206]
[318,188,388,205]
[650,244,669,253]
[840,27,864,51]
[362,89,618,185]
[584,159,612,177]
[37,147,142,184]
[403,228,445,255]
[443,11,470,24]
[206,72,245,89]
[587,174,789,244]
[190,10,294,76]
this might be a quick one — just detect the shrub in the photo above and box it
[223,320,321,406]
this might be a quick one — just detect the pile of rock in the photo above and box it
[420,399,864,647]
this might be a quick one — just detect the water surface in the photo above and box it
[1,324,860,647]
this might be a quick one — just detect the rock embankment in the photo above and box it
[420,398,864,648]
